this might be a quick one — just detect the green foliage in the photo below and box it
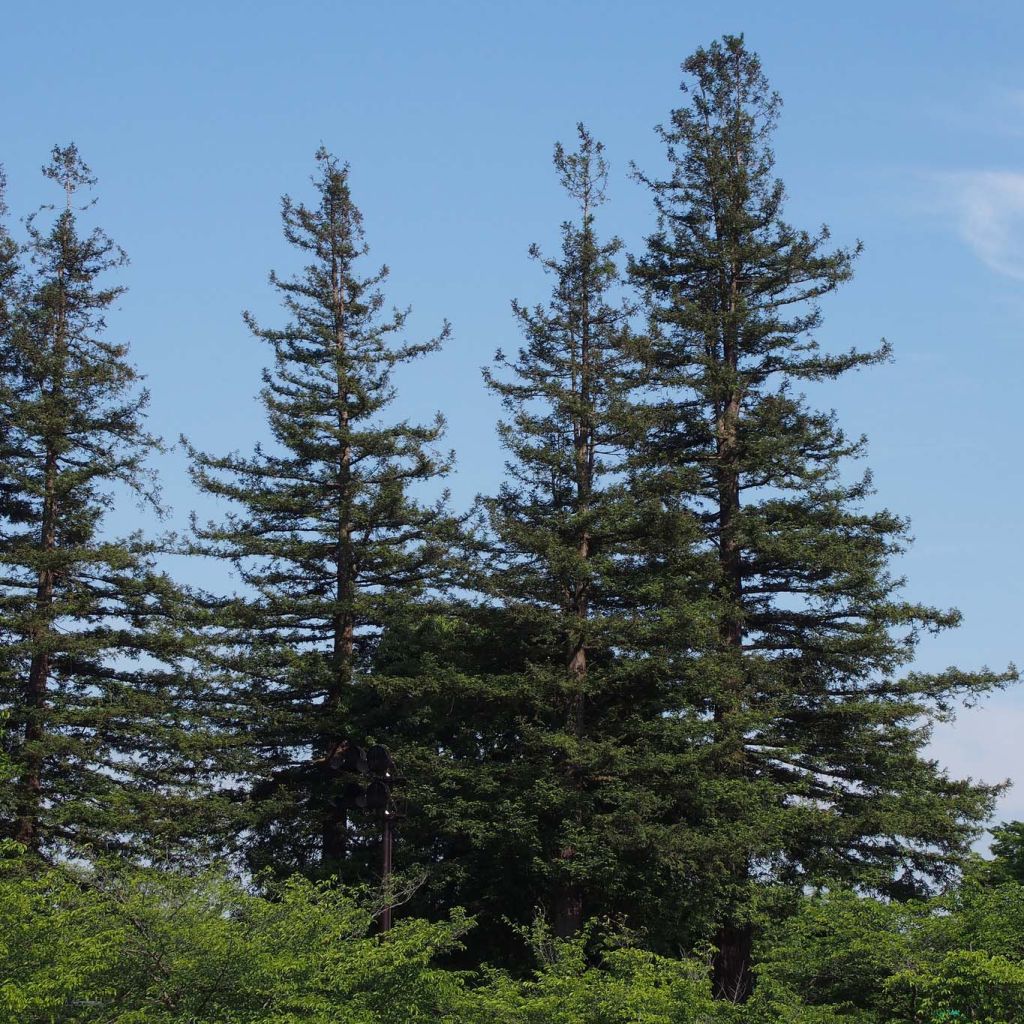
[0,147,212,860]
[2,840,1024,1024]
[627,32,1016,996]
[756,882,1024,1022]
[0,864,471,1023]
[467,943,727,1023]
[380,126,711,954]
[0,863,741,1023]
[186,148,461,876]
[987,821,1024,884]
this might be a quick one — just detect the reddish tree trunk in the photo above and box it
[323,250,354,866]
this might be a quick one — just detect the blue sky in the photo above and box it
[3,0,1022,828]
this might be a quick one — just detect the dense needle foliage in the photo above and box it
[0,148,209,861]
[628,35,1013,998]
[185,148,461,877]
[387,126,709,946]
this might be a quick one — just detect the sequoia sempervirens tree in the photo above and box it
[0,146,204,860]
[187,149,460,877]
[476,127,703,939]
[630,35,1014,1000]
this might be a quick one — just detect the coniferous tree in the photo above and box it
[187,149,460,878]
[0,146,206,860]
[630,35,1015,999]
[454,127,705,941]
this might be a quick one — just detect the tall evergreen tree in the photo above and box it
[630,35,1015,999]
[451,127,705,941]
[187,148,460,878]
[0,146,206,860]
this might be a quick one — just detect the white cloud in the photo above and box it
[944,171,1024,281]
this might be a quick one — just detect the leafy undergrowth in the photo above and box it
[2,860,1023,1024]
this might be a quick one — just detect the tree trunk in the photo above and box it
[553,879,584,938]
[553,209,597,939]
[711,921,754,1002]
[15,263,66,850]
[323,250,354,867]
[709,263,753,1000]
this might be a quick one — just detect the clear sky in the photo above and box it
[3,0,1022,829]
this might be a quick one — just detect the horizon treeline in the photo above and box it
[0,34,1017,1003]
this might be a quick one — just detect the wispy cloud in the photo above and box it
[942,170,1024,281]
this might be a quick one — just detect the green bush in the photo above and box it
[0,865,469,1023]
[756,883,1024,1023]
[4,862,1023,1023]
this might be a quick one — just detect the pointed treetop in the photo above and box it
[678,33,780,125]
[553,123,609,214]
[314,144,346,176]
[42,144,96,207]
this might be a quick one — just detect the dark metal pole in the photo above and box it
[380,807,393,932]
